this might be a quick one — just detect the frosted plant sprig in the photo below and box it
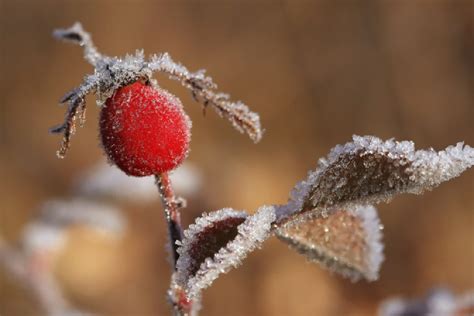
[148,53,263,143]
[51,22,262,159]
[169,136,472,310]
[270,135,473,282]
[47,23,474,316]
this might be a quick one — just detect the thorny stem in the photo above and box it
[155,173,193,316]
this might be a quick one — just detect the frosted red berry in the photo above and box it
[100,81,191,177]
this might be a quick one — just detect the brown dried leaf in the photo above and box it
[175,206,275,299]
[275,205,383,281]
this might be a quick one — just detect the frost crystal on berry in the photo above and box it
[175,206,275,299]
[275,204,384,281]
[100,82,191,176]
[50,23,263,159]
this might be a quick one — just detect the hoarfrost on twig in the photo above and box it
[175,206,275,299]
[275,204,384,281]
[149,53,263,143]
[51,22,263,158]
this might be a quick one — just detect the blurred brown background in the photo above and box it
[1,0,473,315]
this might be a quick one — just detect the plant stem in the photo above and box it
[155,173,194,315]
[155,173,184,267]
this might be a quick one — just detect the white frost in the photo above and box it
[176,205,276,298]
[277,135,474,221]
[276,204,384,282]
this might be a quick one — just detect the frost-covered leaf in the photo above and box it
[277,135,474,221]
[175,206,275,299]
[275,204,383,281]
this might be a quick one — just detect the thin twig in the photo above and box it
[53,22,102,67]
[155,173,185,266]
[155,173,194,316]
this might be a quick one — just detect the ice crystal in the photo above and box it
[51,22,262,158]
[277,135,474,221]
[275,204,384,281]
[175,206,275,299]
[378,288,474,316]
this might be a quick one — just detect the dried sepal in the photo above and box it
[53,22,102,66]
[51,23,263,158]
[149,53,263,143]
[275,204,384,281]
[49,74,99,158]
[277,135,474,221]
[175,206,275,299]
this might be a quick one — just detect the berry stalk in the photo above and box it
[155,173,184,267]
[155,174,196,315]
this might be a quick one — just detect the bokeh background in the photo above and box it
[1,1,473,315]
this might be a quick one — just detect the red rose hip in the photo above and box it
[100,81,191,176]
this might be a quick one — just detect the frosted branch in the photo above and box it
[51,23,263,158]
[49,74,99,158]
[53,22,102,66]
[149,53,263,143]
